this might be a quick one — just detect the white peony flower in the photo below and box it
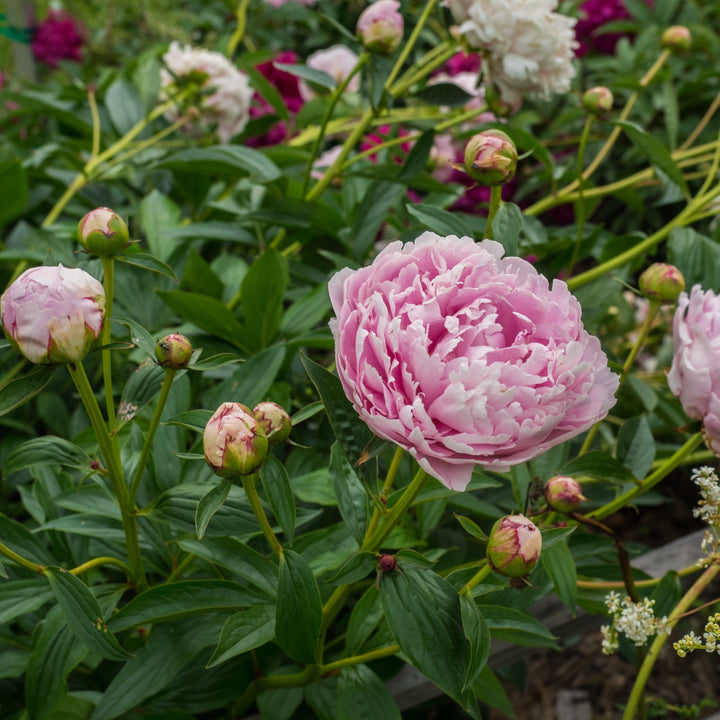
[160,42,254,143]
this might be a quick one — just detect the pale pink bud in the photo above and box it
[204,402,268,478]
[356,0,404,56]
[544,475,586,514]
[662,26,692,52]
[639,263,685,304]
[464,129,517,186]
[155,333,193,369]
[582,86,613,117]
[253,401,292,445]
[486,514,542,578]
[77,207,130,256]
[1,265,105,365]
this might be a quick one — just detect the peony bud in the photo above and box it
[544,475,586,514]
[154,333,193,369]
[638,263,685,304]
[662,26,692,52]
[1,265,105,365]
[582,86,613,117]
[464,129,517,186]
[486,514,542,578]
[77,207,130,256]
[253,401,292,445]
[204,402,268,478]
[356,0,404,56]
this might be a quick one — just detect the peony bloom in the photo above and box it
[31,10,86,68]
[575,0,652,56]
[444,0,578,99]
[356,0,404,56]
[299,45,361,101]
[160,42,254,144]
[1,266,105,365]
[329,234,619,490]
[668,286,720,454]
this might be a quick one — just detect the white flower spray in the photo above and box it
[600,591,669,655]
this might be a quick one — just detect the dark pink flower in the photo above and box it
[575,0,652,57]
[444,52,481,77]
[257,51,304,114]
[31,10,86,68]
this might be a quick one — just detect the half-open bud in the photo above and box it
[204,402,268,479]
[582,86,613,117]
[486,514,542,578]
[154,333,193,369]
[638,263,685,304]
[544,475,586,514]
[356,0,404,56]
[77,207,130,256]
[463,129,517,186]
[253,401,292,445]
[662,26,692,52]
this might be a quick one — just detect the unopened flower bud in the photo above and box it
[253,401,292,445]
[544,475,586,514]
[154,333,193,369]
[378,554,397,573]
[582,86,613,117]
[639,263,685,303]
[1,265,105,365]
[204,402,268,479]
[464,129,517,186]
[486,514,542,578]
[77,207,130,256]
[356,0,404,56]
[662,26,692,52]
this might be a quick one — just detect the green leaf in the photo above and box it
[274,62,336,90]
[460,594,491,690]
[260,454,296,542]
[116,250,179,281]
[616,415,655,480]
[668,227,720,298]
[158,145,281,184]
[0,365,55,417]
[275,549,323,664]
[326,551,377,585]
[0,156,28,226]
[189,353,244,371]
[651,571,682,618]
[206,605,276,667]
[139,190,182,262]
[115,315,158,360]
[406,204,474,238]
[44,567,131,661]
[3,436,93,476]
[107,580,266,632]
[380,566,471,702]
[241,248,289,351]
[352,181,407,260]
[491,203,523,256]
[165,408,213,433]
[0,578,53,623]
[510,463,533,510]
[414,82,475,107]
[395,548,437,569]
[329,441,370,545]
[454,513,488,542]
[280,285,331,337]
[291,401,324,426]
[0,513,57,565]
[117,362,165,425]
[346,585,384,654]
[479,605,558,648]
[560,452,638,485]
[472,665,516,718]
[398,129,436,180]
[338,665,402,720]
[541,526,575,550]
[195,480,233,540]
[541,539,577,613]
[105,78,146,135]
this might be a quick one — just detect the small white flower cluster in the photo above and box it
[690,466,720,562]
[600,592,669,654]
[673,613,720,658]
[160,42,254,144]
[444,0,578,99]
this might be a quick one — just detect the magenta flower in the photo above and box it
[31,10,87,68]
[668,286,720,454]
[575,0,652,56]
[329,234,619,490]
[1,265,105,365]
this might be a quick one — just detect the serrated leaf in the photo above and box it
[260,454,296,542]
[541,540,577,613]
[0,365,55,416]
[460,594,491,690]
[206,605,276,667]
[338,665,402,720]
[3,436,93,476]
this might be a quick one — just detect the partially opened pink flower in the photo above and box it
[299,45,360,101]
[668,286,720,454]
[329,233,619,490]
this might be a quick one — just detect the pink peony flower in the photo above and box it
[575,0,653,57]
[668,286,720,454]
[329,234,619,490]
[299,45,360,101]
[356,0,404,56]
[1,265,105,364]
[31,9,87,68]
[444,52,482,76]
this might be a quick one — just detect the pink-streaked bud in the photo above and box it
[77,207,130,256]
[582,86,613,117]
[356,0,404,56]
[486,514,542,578]
[253,401,292,445]
[463,129,517,186]
[1,265,105,365]
[544,475,586,514]
[662,26,692,52]
[204,402,268,479]
[154,333,193,369]
[638,263,685,304]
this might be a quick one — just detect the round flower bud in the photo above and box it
[154,333,193,369]
[582,86,613,117]
[378,553,397,573]
[77,207,130,256]
[544,475,586,514]
[662,26,692,52]
[253,401,292,445]
[1,265,105,365]
[463,129,517,186]
[204,402,269,479]
[356,0,404,56]
[638,263,685,304]
[486,514,542,578]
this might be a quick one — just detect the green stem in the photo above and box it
[165,554,196,583]
[100,256,116,430]
[623,561,720,720]
[366,446,404,540]
[678,89,720,152]
[319,644,401,674]
[242,474,283,555]
[0,359,26,389]
[389,40,457,97]
[459,563,492,595]
[69,555,132,576]
[566,116,594,275]
[88,85,101,159]
[577,561,701,590]
[226,0,252,57]
[0,541,45,574]
[485,185,503,239]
